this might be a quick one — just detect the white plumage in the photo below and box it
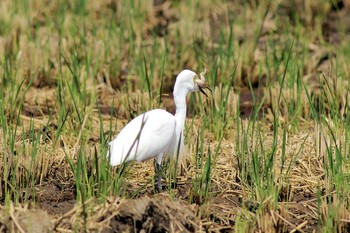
[108,109,177,166]
[107,69,210,191]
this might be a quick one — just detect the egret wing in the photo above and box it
[108,109,176,166]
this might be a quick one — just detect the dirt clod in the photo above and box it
[18,209,52,233]
[104,196,195,232]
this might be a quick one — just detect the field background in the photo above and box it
[1,0,350,232]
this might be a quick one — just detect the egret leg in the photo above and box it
[156,153,163,192]
[156,163,162,192]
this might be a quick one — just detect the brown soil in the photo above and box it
[13,172,323,232]
[103,196,195,233]
[36,183,75,215]
[2,194,196,232]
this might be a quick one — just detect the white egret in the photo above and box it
[107,69,210,192]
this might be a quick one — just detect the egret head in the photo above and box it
[174,69,211,96]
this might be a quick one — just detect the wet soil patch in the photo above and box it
[22,104,54,117]
[36,183,75,215]
[240,87,267,118]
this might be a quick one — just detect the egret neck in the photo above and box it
[173,85,189,155]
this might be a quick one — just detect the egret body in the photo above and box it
[107,69,210,191]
